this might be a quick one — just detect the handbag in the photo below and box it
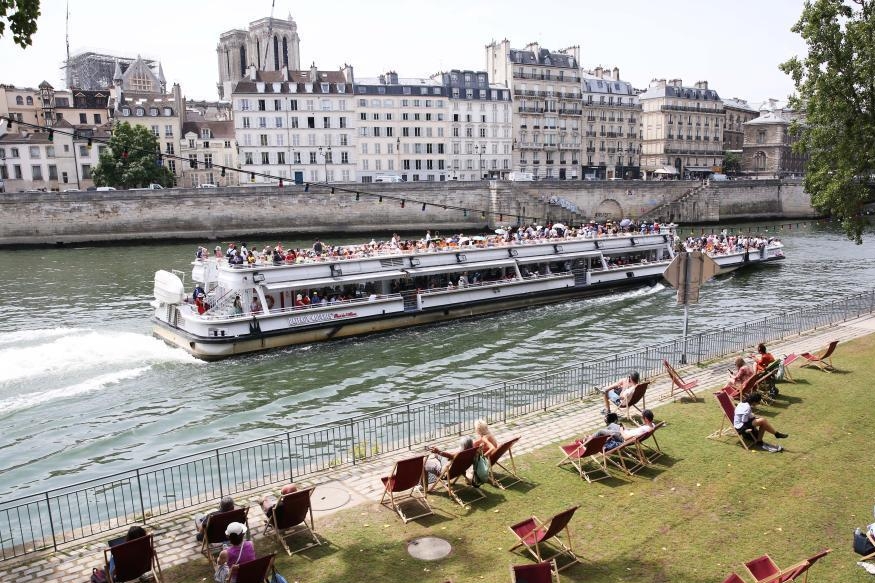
[473,453,490,485]
[271,573,289,583]
[854,529,875,556]
[214,541,246,582]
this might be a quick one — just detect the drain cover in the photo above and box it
[310,485,351,511]
[407,536,452,560]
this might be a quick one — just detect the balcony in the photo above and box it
[518,106,545,114]
[546,159,554,164]
[607,132,618,138]
[586,116,596,122]
[586,146,595,152]
[585,131,596,137]
[571,160,579,165]
[607,148,617,153]
[559,108,582,115]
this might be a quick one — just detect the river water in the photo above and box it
[1,223,874,499]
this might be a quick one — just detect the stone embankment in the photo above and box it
[0,179,817,246]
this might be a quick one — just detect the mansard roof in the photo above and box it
[509,48,576,68]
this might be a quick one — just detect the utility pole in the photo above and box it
[662,250,720,364]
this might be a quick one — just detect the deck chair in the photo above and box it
[720,573,746,583]
[603,436,644,475]
[380,455,433,523]
[511,559,560,583]
[235,554,276,583]
[202,507,249,565]
[263,487,320,555]
[104,534,162,583]
[745,554,781,583]
[508,506,581,572]
[781,354,799,382]
[800,340,838,372]
[793,548,830,583]
[632,421,666,465]
[557,434,610,483]
[489,436,524,489]
[663,359,699,400]
[859,531,875,562]
[708,390,754,450]
[618,381,650,423]
[430,446,486,507]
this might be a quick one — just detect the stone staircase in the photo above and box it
[639,183,719,223]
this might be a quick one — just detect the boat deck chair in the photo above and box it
[510,559,560,583]
[234,553,276,583]
[508,505,581,572]
[201,507,249,565]
[104,534,162,583]
[708,390,755,450]
[557,434,610,483]
[380,455,433,523]
[618,381,650,423]
[663,359,699,401]
[489,436,524,489]
[430,446,486,507]
[263,487,321,555]
[800,340,838,372]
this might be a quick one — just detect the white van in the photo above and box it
[508,172,534,182]
[374,174,403,183]
[95,186,117,191]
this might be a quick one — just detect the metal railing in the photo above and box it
[2,289,874,561]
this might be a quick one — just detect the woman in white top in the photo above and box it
[733,393,788,444]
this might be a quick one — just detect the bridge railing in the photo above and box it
[1,288,873,561]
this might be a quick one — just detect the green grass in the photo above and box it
[164,336,875,583]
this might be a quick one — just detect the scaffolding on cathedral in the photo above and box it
[62,52,159,90]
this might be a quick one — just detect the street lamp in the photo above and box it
[474,144,485,179]
[318,145,331,182]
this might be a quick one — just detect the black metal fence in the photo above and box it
[1,289,873,561]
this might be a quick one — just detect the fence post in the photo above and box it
[696,333,703,364]
[215,449,224,498]
[135,469,147,525]
[286,432,294,482]
[350,422,357,465]
[407,405,413,450]
[457,393,463,436]
[44,492,58,552]
[502,383,507,423]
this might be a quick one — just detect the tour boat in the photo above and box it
[151,230,784,360]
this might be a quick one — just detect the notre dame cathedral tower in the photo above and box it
[216,15,301,98]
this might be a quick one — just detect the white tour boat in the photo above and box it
[151,229,784,360]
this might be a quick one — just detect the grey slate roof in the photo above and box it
[509,48,576,68]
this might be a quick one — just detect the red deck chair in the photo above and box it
[720,573,746,583]
[602,434,647,475]
[489,436,524,489]
[663,359,699,401]
[618,381,650,423]
[104,534,162,583]
[234,554,276,583]
[557,434,610,483]
[745,554,781,583]
[707,390,754,450]
[430,446,486,507]
[722,371,763,405]
[781,354,799,382]
[510,559,560,583]
[800,340,838,372]
[632,421,666,465]
[201,507,249,565]
[262,487,320,555]
[380,455,433,523]
[793,548,830,583]
[508,506,581,572]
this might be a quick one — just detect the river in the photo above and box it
[1,222,873,499]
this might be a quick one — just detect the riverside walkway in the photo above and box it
[4,314,875,582]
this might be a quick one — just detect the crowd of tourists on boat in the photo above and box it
[683,232,781,255]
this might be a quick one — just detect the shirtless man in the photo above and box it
[601,371,640,415]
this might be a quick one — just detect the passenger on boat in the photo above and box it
[232,295,243,315]
[600,371,641,415]
[425,436,475,486]
[473,419,498,458]
[194,495,235,541]
[249,298,261,314]
[214,245,223,258]
[295,294,305,308]
[753,343,776,373]
[195,293,209,315]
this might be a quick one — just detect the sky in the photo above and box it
[0,0,809,104]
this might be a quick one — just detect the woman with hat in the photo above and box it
[216,521,255,582]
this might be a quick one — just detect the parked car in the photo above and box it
[507,171,534,182]
[96,186,117,191]
[197,183,217,189]
[374,174,403,183]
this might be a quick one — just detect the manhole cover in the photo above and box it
[310,485,351,511]
[407,536,452,560]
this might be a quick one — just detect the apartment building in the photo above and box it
[232,64,356,185]
[639,78,724,178]
[580,67,641,179]
[486,40,583,179]
[742,105,806,178]
[722,97,758,152]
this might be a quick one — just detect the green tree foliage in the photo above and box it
[781,0,875,243]
[722,151,741,175]
[91,122,174,189]
[0,0,40,47]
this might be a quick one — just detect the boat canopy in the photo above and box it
[515,250,603,265]
[402,258,518,276]
[263,269,407,290]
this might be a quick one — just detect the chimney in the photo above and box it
[694,80,708,90]
[342,63,354,84]
[594,66,603,79]
[525,41,540,56]
[388,71,398,84]
[612,67,620,81]
[310,62,318,81]
[669,78,682,88]
[247,64,256,81]
[379,74,386,85]
[651,79,667,89]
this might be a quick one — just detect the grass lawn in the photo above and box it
[163,335,875,583]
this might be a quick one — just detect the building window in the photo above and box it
[31,165,43,180]
[81,164,92,179]
[165,125,173,137]
[29,146,40,158]
[244,152,253,165]
[754,151,766,171]
[261,152,270,165]
[260,134,268,146]
[129,72,152,92]
[79,113,87,124]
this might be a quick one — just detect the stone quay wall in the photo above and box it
[0,179,818,246]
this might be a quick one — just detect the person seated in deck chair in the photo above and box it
[194,495,235,542]
[586,412,626,450]
[473,418,499,459]
[728,357,755,389]
[620,409,656,440]
[260,481,298,520]
[753,343,776,373]
[425,436,475,486]
[600,371,640,415]
[733,393,788,445]
[108,524,147,579]
[216,522,255,583]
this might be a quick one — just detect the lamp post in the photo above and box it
[474,144,485,179]
[318,145,331,182]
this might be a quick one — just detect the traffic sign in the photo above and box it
[663,251,720,305]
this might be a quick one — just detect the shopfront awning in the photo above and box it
[653,165,678,175]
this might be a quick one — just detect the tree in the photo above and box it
[0,0,40,48]
[781,0,875,244]
[92,122,174,189]
[722,151,741,175]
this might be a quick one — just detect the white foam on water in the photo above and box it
[0,367,151,414]
[0,330,200,384]
[0,327,85,347]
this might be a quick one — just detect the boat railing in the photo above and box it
[417,272,572,296]
[196,292,404,321]
[13,279,867,566]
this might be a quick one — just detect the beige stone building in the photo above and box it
[180,114,238,187]
[580,67,641,179]
[742,108,806,178]
[0,84,41,135]
[722,98,758,153]
[640,79,724,178]
[486,40,583,180]
[217,16,301,99]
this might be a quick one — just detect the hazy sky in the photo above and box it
[1,0,808,104]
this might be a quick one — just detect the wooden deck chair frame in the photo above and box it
[510,559,560,583]
[663,359,699,401]
[862,531,875,563]
[618,381,650,423]
[263,487,321,556]
[508,506,581,572]
[430,446,486,507]
[201,507,249,565]
[744,554,781,583]
[708,391,755,451]
[793,548,830,583]
[633,421,666,465]
[781,354,799,383]
[722,371,762,405]
[800,340,838,372]
[234,553,276,583]
[489,436,524,489]
[380,455,433,523]
[104,534,162,583]
[557,434,610,483]
[720,573,746,583]
[603,436,643,475]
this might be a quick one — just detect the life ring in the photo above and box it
[265,295,275,310]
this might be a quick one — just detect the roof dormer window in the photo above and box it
[320,83,329,93]
[135,107,145,116]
